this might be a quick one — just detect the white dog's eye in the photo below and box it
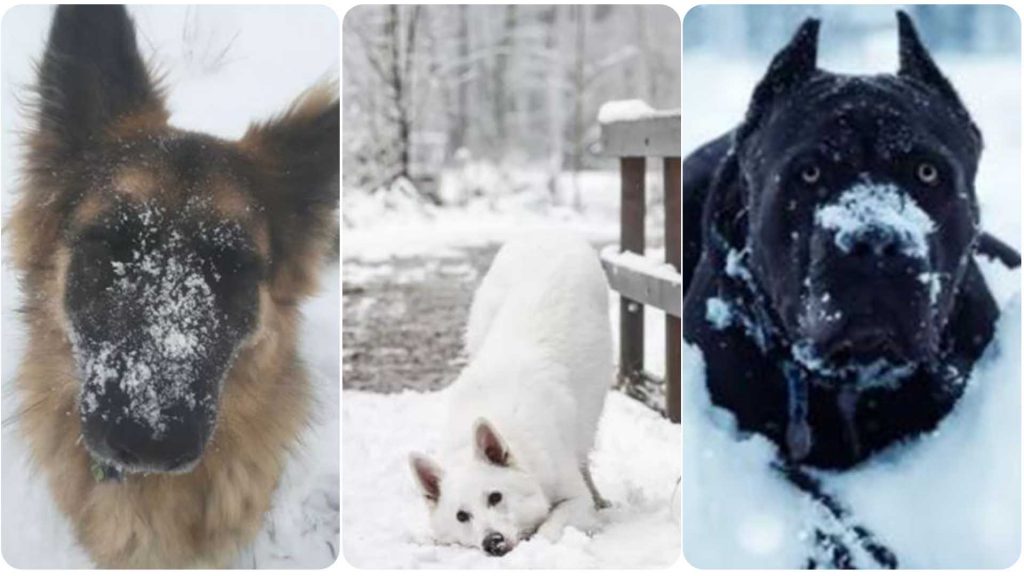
[917,162,939,185]
[456,510,471,523]
[800,165,821,184]
[488,492,502,506]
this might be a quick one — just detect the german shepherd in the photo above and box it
[6,6,338,568]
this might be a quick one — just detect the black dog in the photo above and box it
[683,12,1020,470]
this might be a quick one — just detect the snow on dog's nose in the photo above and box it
[815,180,935,260]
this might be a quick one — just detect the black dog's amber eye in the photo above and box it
[456,510,471,523]
[917,162,939,185]
[488,492,502,506]
[800,165,821,184]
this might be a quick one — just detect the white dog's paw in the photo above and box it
[536,519,567,542]
[575,510,602,535]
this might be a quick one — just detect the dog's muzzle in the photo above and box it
[803,179,941,368]
[815,180,934,260]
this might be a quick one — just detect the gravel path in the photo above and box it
[342,245,499,393]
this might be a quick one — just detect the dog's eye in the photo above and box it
[800,165,821,184]
[456,510,471,523]
[916,162,939,185]
[488,492,502,506]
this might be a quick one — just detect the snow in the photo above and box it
[705,297,733,330]
[1,5,338,568]
[918,271,943,304]
[343,169,637,262]
[725,247,754,282]
[597,99,656,124]
[343,389,680,568]
[682,51,1021,568]
[815,181,935,259]
[75,221,217,438]
[342,120,678,565]
[684,294,1020,568]
[600,245,682,286]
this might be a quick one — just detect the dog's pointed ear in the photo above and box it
[242,82,339,298]
[738,18,819,141]
[474,419,512,467]
[897,11,958,100]
[896,11,981,149]
[35,5,166,156]
[410,452,443,503]
[752,19,819,105]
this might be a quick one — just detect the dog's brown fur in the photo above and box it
[7,6,337,568]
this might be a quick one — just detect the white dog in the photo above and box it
[410,231,613,556]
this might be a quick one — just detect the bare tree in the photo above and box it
[492,5,517,157]
[544,5,567,201]
[570,5,588,211]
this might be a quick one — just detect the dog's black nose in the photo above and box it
[847,226,899,258]
[84,415,206,473]
[482,532,508,556]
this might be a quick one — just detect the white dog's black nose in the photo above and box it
[482,532,508,556]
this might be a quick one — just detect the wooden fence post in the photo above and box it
[620,157,646,388]
[665,157,681,423]
[600,104,680,420]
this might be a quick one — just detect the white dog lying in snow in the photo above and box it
[410,231,613,556]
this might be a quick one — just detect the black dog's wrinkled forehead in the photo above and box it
[751,72,980,173]
[737,11,982,173]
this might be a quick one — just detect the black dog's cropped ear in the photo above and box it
[738,18,819,140]
[897,11,959,103]
[243,82,339,298]
[896,11,981,148]
[35,6,166,154]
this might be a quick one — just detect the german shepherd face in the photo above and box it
[11,7,338,474]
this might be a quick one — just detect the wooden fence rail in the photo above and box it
[599,105,681,423]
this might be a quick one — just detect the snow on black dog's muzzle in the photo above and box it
[802,179,941,368]
[815,180,934,261]
[65,218,256,474]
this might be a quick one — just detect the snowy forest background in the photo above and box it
[342,4,680,208]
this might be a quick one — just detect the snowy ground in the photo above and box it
[342,167,681,567]
[1,5,339,568]
[343,390,680,568]
[682,52,1021,568]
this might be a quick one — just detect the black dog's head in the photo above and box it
[14,7,338,474]
[721,12,982,379]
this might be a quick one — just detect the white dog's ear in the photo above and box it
[410,453,443,503]
[474,419,512,467]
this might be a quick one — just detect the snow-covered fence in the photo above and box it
[598,100,681,423]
